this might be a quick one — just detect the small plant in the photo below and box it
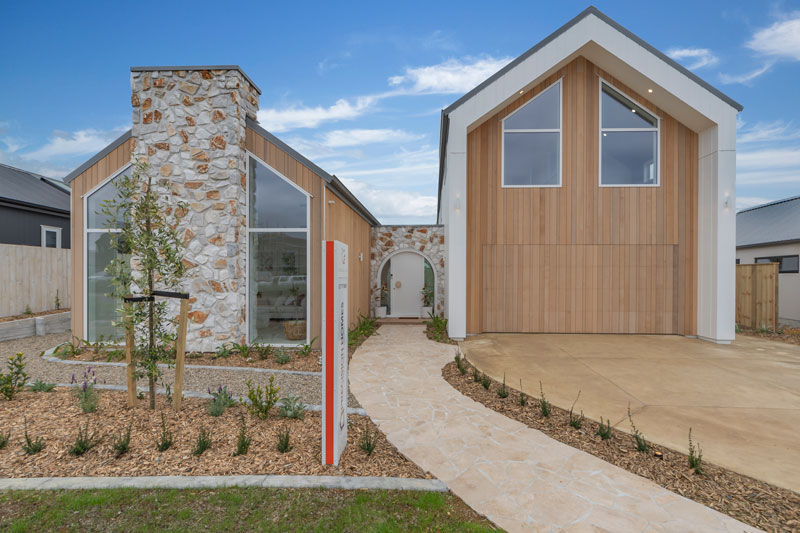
[244,376,280,419]
[425,312,449,343]
[519,379,528,407]
[214,344,232,359]
[112,423,132,457]
[538,382,551,418]
[569,391,584,429]
[233,415,252,456]
[298,337,317,357]
[497,373,509,398]
[231,341,251,358]
[21,419,44,455]
[207,385,236,417]
[471,367,480,383]
[54,337,82,359]
[155,412,174,452]
[27,379,55,393]
[0,430,10,450]
[349,314,379,347]
[1,352,29,400]
[279,395,306,419]
[627,404,648,453]
[256,344,273,360]
[24,305,32,315]
[193,427,212,456]
[55,290,61,310]
[688,428,703,474]
[69,422,102,456]
[595,417,612,440]
[454,351,467,375]
[72,367,99,413]
[360,422,377,455]
[480,373,491,390]
[274,348,291,365]
[276,428,292,453]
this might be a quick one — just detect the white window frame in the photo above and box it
[245,152,311,347]
[598,78,661,188]
[82,163,131,340]
[40,225,61,249]
[501,78,563,188]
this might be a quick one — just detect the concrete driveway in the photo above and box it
[460,333,800,493]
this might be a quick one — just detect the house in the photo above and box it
[0,162,70,248]
[736,196,800,327]
[65,65,380,349]
[437,7,741,343]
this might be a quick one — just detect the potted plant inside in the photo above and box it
[420,285,434,318]
[375,283,388,318]
[284,282,306,341]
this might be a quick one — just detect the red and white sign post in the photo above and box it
[322,240,348,466]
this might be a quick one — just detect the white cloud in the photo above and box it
[736,196,773,210]
[738,121,800,143]
[388,56,513,95]
[22,127,128,161]
[256,96,378,132]
[719,62,773,84]
[737,147,800,169]
[747,13,800,60]
[320,129,423,148]
[667,47,719,70]
[340,178,437,222]
[1,136,23,153]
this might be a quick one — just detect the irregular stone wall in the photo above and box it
[370,226,446,317]
[131,68,259,351]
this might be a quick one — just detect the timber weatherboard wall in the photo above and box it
[68,136,133,338]
[466,57,698,335]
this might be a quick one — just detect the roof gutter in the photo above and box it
[0,197,70,217]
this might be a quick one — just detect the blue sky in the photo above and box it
[1,1,799,223]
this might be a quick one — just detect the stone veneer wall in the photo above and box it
[131,68,259,351]
[370,226,446,317]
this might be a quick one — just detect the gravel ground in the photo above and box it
[1,333,359,408]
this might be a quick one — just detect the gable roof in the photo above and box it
[737,196,800,248]
[64,129,132,184]
[437,6,743,219]
[0,162,70,214]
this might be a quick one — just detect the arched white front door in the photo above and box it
[389,252,425,317]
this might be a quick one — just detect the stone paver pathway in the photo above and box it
[350,325,758,533]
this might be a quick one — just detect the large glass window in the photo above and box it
[600,83,659,186]
[502,80,561,187]
[85,166,130,342]
[248,156,309,345]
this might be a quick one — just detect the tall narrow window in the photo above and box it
[85,165,130,342]
[502,80,561,187]
[248,155,309,345]
[41,226,61,248]
[600,83,659,186]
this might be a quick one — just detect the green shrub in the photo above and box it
[24,305,32,315]
[214,344,232,359]
[0,430,9,450]
[298,337,317,357]
[233,415,251,456]
[360,422,377,455]
[538,382,551,418]
[276,428,292,453]
[349,314,378,347]
[688,428,703,474]
[256,344,273,360]
[69,422,101,456]
[53,338,82,359]
[244,377,280,419]
[627,404,648,452]
[275,349,291,365]
[72,367,99,413]
[471,367,480,383]
[454,351,467,375]
[21,419,44,455]
[192,427,212,456]
[595,417,612,440]
[231,342,251,358]
[207,385,236,417]
[497,373,509,398]
[1,353,29,400]
[279,395,306,419]
[425,312,449,343]
[112,423,132,457]
[480,373,491,390]
[155,412,174,452]
[569,391,584,429]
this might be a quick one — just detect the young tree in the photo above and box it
[101,160,186,409]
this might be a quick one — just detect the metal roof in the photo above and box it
[0,162,70,214]
[130,65,262,95]
[737,196,800,248]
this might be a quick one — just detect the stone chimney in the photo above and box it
[130,66,261,351]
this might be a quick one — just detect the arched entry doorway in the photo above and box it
[378,251,435,318]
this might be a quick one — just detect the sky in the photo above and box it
[1,1,799,223]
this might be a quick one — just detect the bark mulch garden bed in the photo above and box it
[0,309,70,324]
[738,325,800,346]
[0,389,428,479]
[442,358,800,533]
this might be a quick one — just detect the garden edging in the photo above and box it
[0,474,447,492]
[0,312,71,342]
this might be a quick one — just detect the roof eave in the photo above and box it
[64,130,132,184]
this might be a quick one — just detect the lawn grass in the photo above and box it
[0,487,498,532]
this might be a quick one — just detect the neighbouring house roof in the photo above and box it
[0,162,70,214]
[130,65,262,95]
[436,6,744,219]
[737,196,800,248]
